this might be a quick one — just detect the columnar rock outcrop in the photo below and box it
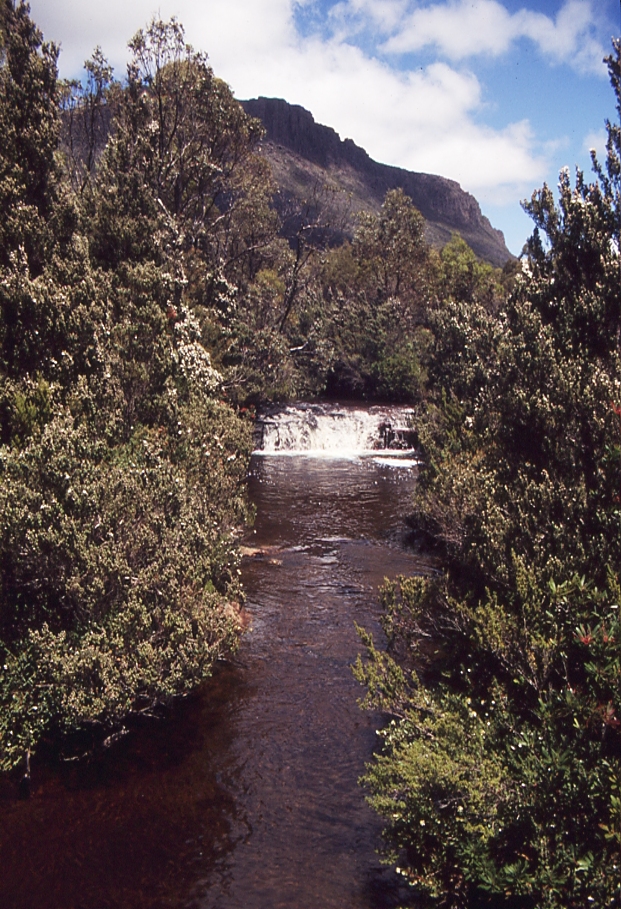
[241,97,513,266]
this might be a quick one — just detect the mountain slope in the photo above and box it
[241,97,513,267]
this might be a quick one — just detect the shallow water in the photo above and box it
[0,422,431,909]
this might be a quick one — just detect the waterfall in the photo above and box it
[254,403,418,460]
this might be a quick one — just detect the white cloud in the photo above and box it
[31,0,297,78]
[383,0,514,57]
[329,0,408,35]
[30,0,157,75]
[381,0,607,75]
[515,1,607,74]
[28,0,550,219]
[208,30,546,203]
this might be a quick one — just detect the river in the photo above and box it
[0,404,431,909]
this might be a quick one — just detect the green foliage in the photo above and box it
[211,183,455,405]
[0,4,255,772]
[321,192,435,401]
[358,577,621,908]
[356,41,621,909]
[0,0,64,273]
[0,373,52,444]
[354,189,429,309]
[0,2,510,776]
[437,234,503,309]
[0,403,250,771]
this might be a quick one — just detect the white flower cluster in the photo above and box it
[173,306,222,393]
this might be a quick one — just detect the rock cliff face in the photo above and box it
[241,97,513,267]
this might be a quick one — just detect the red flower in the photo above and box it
[597,702,621,728]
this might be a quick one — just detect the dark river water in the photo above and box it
[0,408,431,909]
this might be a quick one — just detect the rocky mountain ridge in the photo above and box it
[241,97,513,267]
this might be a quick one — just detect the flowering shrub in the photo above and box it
[0,404,250,771]
[357,41,621,909]
[0,4,253,772]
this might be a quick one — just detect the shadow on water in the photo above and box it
[0,413,431,909]
[0,665,248,909]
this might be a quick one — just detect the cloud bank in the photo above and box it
[28,0,612,249]
[376,0,607,75]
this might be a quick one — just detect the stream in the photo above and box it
[0,404,432,909]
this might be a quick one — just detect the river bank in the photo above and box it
[0,406,431,908]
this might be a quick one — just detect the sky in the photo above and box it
[27,0,621,256]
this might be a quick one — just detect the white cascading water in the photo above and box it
[254,403,418,462]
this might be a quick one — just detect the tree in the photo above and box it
[354,188,429,309]
[0,0,80,382]
[0,8,254,778]
[86,18,277,283]
[321,189,433,401]
[437,233,502,309]
[357,40,621,909]
[0,0,61,273]
[60,47,116,193]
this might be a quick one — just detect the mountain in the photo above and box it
[240,97,513,267]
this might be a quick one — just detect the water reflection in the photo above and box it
[0,666,245,909]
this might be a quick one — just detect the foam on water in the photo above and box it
[254,403,417,459]
[372,456,419,468]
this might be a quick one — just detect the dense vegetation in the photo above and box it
[0,4,258,774]
[355,41,621,909]
[5,4,619,907]
[0,2,507,777]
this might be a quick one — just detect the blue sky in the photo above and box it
[28,0,621,256]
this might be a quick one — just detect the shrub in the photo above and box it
[357,40,621,908]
